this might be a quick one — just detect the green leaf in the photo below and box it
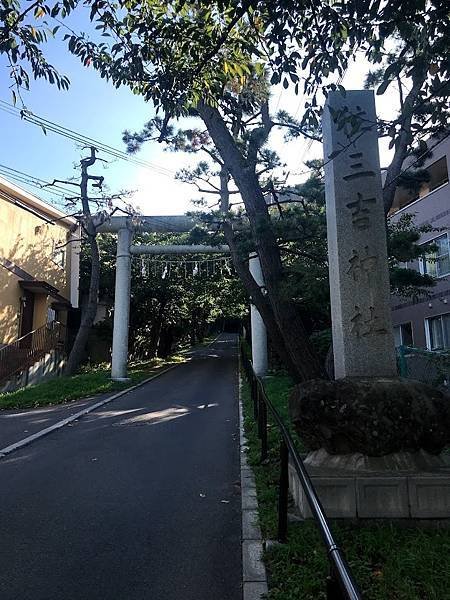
[383,62,401,81]
[377,78,391,95]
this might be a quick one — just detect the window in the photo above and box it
[420,233,450,278]
[426,313,450,350]
[52,242,65,269]
[427,156,449,193]
[393,322,413,347]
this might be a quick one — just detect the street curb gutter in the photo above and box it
[0,364,179,459]
[239,374,269,600]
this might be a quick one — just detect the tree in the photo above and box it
[388,214,437,298]
[71,0,449,215]
[172,141,437,350]
[0,0,75,98]
[48,147,132,374]
[63,0,449,380]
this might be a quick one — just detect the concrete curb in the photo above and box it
[239,373,268,600]
[0,363,179,459]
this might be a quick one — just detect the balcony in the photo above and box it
[389,155,449,217]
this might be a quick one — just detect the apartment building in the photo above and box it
[389,135,450,350]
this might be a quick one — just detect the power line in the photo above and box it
[0,168,65,198]
[0,163,78,211]
[273,88,283,113]
[0,100,178,178]
[0,169,61,198]
[0,100,171,174]
[0,163,77,195]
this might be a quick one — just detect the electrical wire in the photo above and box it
[0,163,76,196]
[0,163,79,213]
[0,100,178,178]
[0,170,66,201]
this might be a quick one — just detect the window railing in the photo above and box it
[240,341,362,600]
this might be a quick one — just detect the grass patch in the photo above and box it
[263,373,307,453]
[0,355,185,411]
[242,373,450,600]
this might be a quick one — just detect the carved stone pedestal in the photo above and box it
[289,449,450,520]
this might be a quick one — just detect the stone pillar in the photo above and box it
[111,226,133,381]
[249,252,268,376]
[322,90,396,379]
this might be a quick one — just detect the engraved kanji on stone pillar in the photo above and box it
[323,90,397,378]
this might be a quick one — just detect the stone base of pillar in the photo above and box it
[289,449,450,520]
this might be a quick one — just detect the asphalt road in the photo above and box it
[0,392,113,450]
[0,334,242,600]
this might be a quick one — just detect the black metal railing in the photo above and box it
[240,341,362,600]
[0,321,64,385]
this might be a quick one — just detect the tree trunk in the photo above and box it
[65,147,104,375]
[65,233,100,374]
[222,221,299,378]
[198,102,326,382]
[158,327,174,357]
[382,68,428,214]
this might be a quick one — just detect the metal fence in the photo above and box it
[0,321,64,385]
[240,342,362,600]
[397,345,450,389]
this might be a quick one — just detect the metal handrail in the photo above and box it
[0,321,64,384]
[240,341,362,600]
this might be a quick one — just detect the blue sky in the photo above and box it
[0,10,398,216]
[0,9,200,214]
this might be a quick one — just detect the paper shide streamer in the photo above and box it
[136,256,233,280]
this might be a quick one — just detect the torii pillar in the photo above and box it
[111,226,133,380]
[249,252,268,376]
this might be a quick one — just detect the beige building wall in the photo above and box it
[0,178,80,346]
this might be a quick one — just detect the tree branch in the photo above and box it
[273,121,321,142]
[44,179,81,188]
[190,3,249,79]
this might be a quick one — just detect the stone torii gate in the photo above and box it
[98,215,268,380]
